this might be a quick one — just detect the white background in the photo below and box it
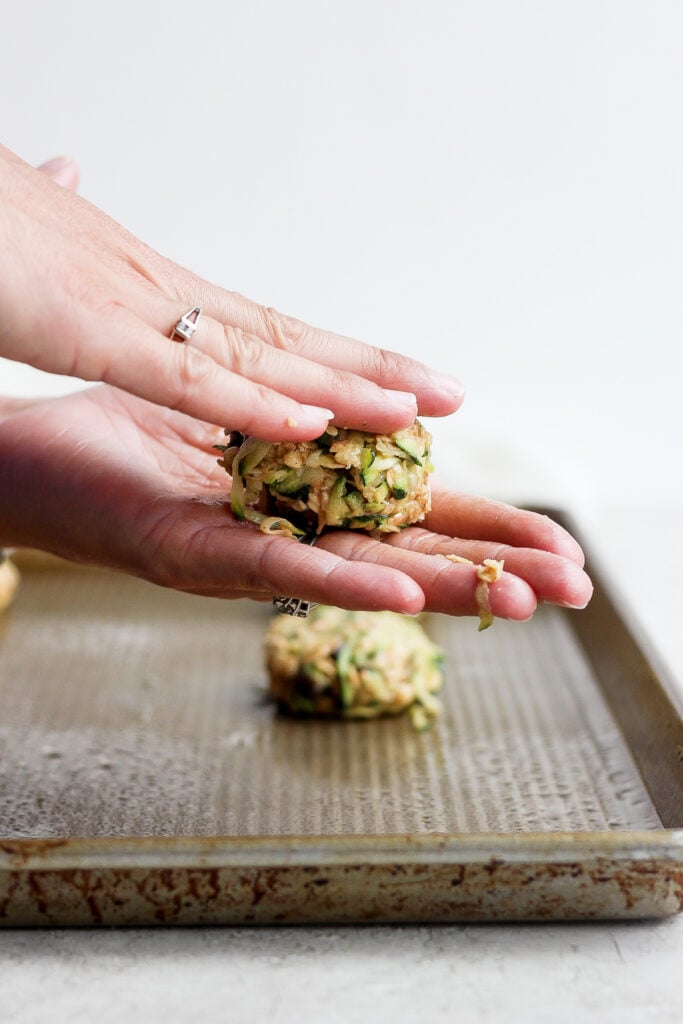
[1,3,682,1022]
[2,0,682,510]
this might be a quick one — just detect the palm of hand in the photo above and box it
[7,387,255,591]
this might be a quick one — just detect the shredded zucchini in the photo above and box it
[218,421,433,539]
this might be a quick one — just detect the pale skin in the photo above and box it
[0,148,592,619]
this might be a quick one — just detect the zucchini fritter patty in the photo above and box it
[218,421,433,538]
[265,605,444,728]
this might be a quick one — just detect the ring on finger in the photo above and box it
[170,306,202,342]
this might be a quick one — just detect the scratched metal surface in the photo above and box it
[0,552,682,924]
[0,561,666,839]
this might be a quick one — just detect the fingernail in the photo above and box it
[308,405,334,417]
[302,404,334,419]
[431,373,466,398]
[39,156,77,188]
[284,406,332,430]
[381,389,417,407]
[40,156,72,173]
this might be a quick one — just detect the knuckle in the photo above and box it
[324,365,353,395]
[222,325,267,377]
[171,344,216,408]
[358,344,407,383]
[490,543,509,563]
[261,306,308,351]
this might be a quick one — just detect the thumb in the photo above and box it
[37,155,80,191]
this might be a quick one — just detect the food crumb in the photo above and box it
[441,554,504,631]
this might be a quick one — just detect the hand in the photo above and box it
[0,388,591,619]
[1,146,464,441]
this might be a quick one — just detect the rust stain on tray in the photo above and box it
[2,855,683,926]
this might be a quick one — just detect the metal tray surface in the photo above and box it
[0,523,682,925]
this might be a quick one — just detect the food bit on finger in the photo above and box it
[442,554,505,631]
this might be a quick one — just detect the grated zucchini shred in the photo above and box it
[441,554,505,630]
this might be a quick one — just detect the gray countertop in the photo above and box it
[2,918,682,1024]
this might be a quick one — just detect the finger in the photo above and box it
[149,517,425,613]
[131,294,420,433]
[315,530,538,620]
[382,528,593,608]
[425,487,587,566]
[72,306,335,441]
[173,281,465,419]
[180,588,272,602]
[37,156,80,191]
[185,313,420,434]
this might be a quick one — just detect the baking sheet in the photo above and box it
[1,519,682,924]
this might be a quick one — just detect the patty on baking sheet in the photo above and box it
[265,605,444,730]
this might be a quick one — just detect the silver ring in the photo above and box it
[272,596,318,618]
[170,306,201,342]
[273,535,319,618]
